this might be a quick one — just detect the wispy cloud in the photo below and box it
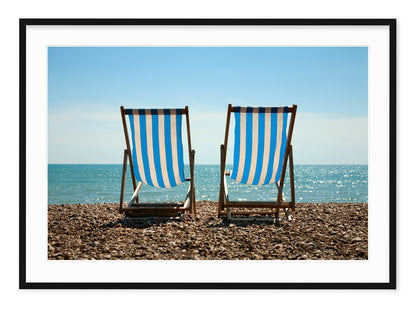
[48,107,367,165]
[294,113,368,164]
[189,111,367,164]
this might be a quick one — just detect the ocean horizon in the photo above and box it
[48,164,368,205]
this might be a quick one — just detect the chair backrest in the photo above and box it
[122,108,186,188]
[229,106,296,186]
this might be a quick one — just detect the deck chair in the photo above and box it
[218,104,297,223]
[119,106,196,219]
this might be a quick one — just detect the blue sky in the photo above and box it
[48,47,367,164]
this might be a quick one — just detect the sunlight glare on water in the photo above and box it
[48,164,368,204]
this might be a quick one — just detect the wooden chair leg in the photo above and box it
[190,149,196,215]
[119,149,128,213]
[289,145,295,214]
[218,144,226,217]
[192,185,196,215]
[223,174,229,202]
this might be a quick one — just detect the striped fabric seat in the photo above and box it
[230,107,289,185]
[125,109,185,188]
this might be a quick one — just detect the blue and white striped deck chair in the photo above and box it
[218,104,297,222]
[119,106,196,219]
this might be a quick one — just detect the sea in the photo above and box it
[48,164,368,205]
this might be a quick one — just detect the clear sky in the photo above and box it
[48,47,368,164]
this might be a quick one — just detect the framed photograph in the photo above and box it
[20,18,396,289]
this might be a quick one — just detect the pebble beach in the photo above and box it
[48,201,367,260]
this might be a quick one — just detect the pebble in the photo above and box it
[48,201,368,260]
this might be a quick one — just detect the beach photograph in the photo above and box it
[5,0,411,307]
[47,46,368,261]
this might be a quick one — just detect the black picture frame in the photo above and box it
[19,18,396,290]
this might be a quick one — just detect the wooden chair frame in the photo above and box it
[119,106,196,219]
[218,104,297,223]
